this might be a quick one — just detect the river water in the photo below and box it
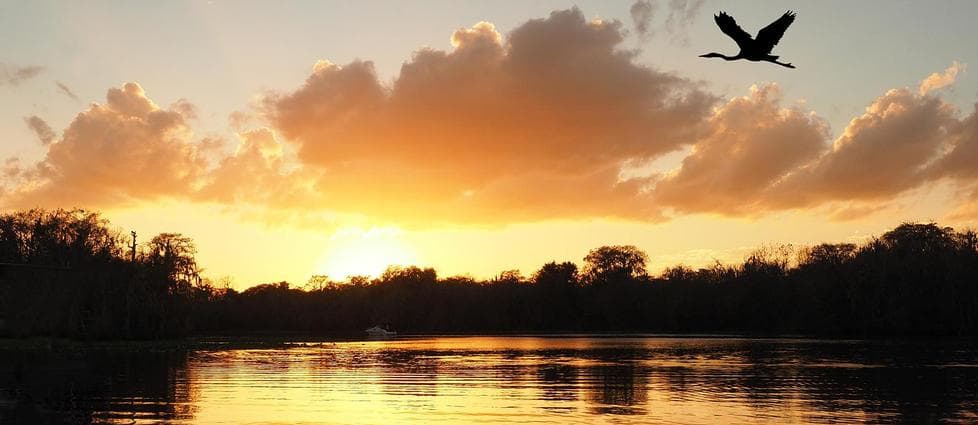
[2,336,977,424]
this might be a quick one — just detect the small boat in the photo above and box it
[364,326,397,337]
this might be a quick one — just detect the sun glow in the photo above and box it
[316,227,419,280]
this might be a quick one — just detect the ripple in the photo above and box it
[4,337,978,424]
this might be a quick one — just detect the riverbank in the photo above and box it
[3,332,975,353]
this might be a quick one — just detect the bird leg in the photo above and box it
[771,60,795,69]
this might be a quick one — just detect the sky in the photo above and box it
[2,1,978,288]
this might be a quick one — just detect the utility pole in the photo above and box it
[130,231,137,263]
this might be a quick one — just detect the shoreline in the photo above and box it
[2,332,975,351]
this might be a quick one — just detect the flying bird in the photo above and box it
[700,11,797,69]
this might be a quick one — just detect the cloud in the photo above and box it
[628,0,704,45]
[55,81,80,101]
[651,81,968,218]
[926,98,978,218]
[664,0,706,45]
[773,88,958,206]
[649,62,977,219]
[2,13,977,228]
[196,127,322,207]
[228,110,256,131]
[4,83,206,208]
[630,0,657,41]
[919,61,965,96]
[826,203,894,222]
[0,63,44,86]
[2,158,22,180]
[24,115,57,146]
[947,190,978,222]
[263,8,715,223]
[925,100,978,181]
[652,84,830,214]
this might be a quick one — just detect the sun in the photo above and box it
[316,227,419,280]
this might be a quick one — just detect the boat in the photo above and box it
[364,325,397,337]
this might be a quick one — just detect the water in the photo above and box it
[2,336,977,424]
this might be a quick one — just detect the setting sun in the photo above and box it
[315,227,419,279]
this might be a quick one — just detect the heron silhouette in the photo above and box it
[700,11,797,69]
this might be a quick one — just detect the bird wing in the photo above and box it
[755,11,796,53]
[714,12,753,49]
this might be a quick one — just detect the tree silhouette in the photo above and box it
[533,261,579,289]
[144,233,201,291]
[3,210,978,338]
[583,245,649,285]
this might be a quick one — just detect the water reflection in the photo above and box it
[586,363,648,415]
[0,348,194,424]
[536,363,577,405]
[2,337,978,424]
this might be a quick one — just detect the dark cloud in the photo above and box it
[630,0,657,41]
[24,115,57,146]
[2,157,22,180]
[629,0,704,45]
[664,0,706,45]
[0,63,44,86]
[55,81,80,101]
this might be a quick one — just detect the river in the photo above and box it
[2,336,977,424]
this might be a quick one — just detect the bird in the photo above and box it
[700,11,797,69]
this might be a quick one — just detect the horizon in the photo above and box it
[7,207,973,289]
[3,1,978,288]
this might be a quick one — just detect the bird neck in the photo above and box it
[701,52,740,61]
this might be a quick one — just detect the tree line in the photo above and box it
[1,208,977,339]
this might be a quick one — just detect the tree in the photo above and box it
[144,233,201,292]
[379,266,437,287]
[742,243,794,276]
[662,265,694,281]
[800,243,856,267]
[0,208,120,267]
[493,269,526,286]
[881,222,956,253]
[582,245,649,285]
[533,261,579,288]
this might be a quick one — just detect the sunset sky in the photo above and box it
[2,1,977,288]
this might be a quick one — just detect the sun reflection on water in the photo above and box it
[3,337,978,424]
